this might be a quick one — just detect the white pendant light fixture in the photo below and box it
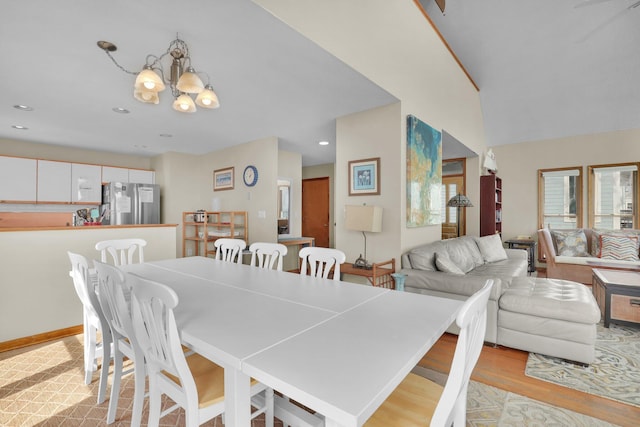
[98,35,219,113]
[173,93,197,113]
[195,84,220,109]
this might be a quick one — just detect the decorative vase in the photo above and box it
[391,273,407,292]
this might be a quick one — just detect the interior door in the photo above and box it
[442,175,465,239]
[302,177,330,247]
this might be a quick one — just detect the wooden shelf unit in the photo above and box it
[480,174,502,237]
[182,211,248,258]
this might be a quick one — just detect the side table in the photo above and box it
[341,258,396,289]
[505,239,537,274]
[592,268,640,328]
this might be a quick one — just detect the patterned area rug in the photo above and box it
[412,366,616,426]
[525,323,640,408]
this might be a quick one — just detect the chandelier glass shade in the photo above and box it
[98,36,219,113]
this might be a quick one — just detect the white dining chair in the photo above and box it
[364,279,494,427]
[67,251,111,405]
[299,247,346,280]
[214,238,246,264]
[249,242,288,271]
[128,274,274,427]
[93,260,146,426]
[95,238,147,266]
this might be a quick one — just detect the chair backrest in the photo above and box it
[129,274,198,397]
[93,260,135,343]
[214,238,246,264]
[299,247,346,280]
[67,251,102,320]
[249,242,288,271]
[95,238,147,266]
[431,279,494,426]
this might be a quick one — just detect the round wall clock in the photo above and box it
[243,165,258,187]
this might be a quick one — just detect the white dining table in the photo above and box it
[123,256,462,427]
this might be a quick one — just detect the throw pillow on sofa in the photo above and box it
[476,234,508,262]
[592,229,640,257]
[434,251,465,275]
[599,234,640,261]
[551,229,589,257]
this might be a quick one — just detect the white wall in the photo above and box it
[0,226,176,342]
[255,0,487,261]
[492,128,640,243]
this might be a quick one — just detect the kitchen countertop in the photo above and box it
[0,223,177,232]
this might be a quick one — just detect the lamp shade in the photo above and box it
[345,205,383,232]
[134,66,165,92]
[172,94,197,113]
[195,85,220,109]
[447,194,473,208]
[176,66,204,94]
[133,87,160,104]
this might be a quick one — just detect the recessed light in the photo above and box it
[12,125,28,130]
[318,140,330,146]
[112,107,130,114]
[159,133,173,138]
[133,144,149,149]
[13,104,33,111]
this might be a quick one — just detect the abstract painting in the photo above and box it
[406,115,442,227]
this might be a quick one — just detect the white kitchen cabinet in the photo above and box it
[0,156,37,202]
[128,169,155,184]
[37,160,71,203]
[102,166,129,183]
[71,163,102,204]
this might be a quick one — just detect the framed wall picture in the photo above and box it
[349,157,380,196]
[213,167,234,191]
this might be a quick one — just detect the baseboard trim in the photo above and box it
[0,325,83,353]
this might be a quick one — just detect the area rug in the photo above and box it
[412,366,616,426]
[525,323,640,408]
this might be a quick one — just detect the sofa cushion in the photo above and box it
[600,233,640,261]
[442,236,482,273]
[551,229,589,257]
[434,251,465,275]
[592,229,640,258]
[407,240,444,271]
[476,234,508,262]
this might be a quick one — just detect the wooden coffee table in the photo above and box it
[592,269,640,328]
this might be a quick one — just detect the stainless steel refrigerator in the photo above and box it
[101,182,160,225]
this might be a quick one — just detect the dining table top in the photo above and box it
[123,256,462,427]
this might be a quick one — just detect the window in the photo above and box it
[588,163,639,229]
[538,167,582,230]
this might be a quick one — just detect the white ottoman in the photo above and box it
[497,277,601,365]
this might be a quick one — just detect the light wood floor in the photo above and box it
[418,333,640,427]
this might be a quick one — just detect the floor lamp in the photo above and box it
[344,205,383,269]
[447,194,473,237]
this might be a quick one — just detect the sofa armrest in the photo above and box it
[506,248,528,260]
[537,228,557,267]
[400,268,503,301]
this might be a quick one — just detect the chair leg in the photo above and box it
[97,330,111,404]
[106,347,123,424]
[130,360,146,427]
[147,377,161,427]
[84,319,94,385]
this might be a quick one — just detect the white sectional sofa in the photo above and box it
[400,234,602,364]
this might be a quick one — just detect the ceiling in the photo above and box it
[0,0,397,166]
[420,0,640,147]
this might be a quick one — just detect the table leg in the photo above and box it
[224,367,252,426]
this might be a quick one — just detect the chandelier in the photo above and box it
[97,35,219,113]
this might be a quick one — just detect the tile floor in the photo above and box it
[0,335,283,426]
